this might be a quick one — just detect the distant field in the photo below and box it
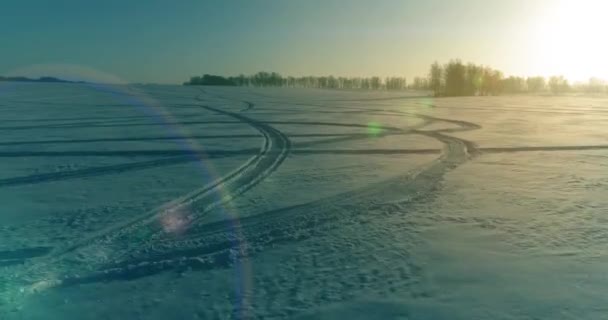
[1,83,608,319]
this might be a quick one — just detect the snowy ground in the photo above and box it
[1,83,608,319]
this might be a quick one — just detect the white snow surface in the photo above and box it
[1,83,608,319]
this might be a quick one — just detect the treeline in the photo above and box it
[0,76,83,83]
[185,74,236,86]
[184,63,608,96]
[184,72,409,90]
[426,59,607,96]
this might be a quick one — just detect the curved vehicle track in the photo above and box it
[1,89,487,316]
[0,91,291,311]
[41,109,481,287]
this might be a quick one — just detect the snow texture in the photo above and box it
[1,83,607,319]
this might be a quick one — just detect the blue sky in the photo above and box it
[4,0,599,83]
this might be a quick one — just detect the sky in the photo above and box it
[1,0,606,83]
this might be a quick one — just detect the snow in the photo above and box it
[1,82,608,319]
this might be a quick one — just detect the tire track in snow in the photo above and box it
[0,248,52,267]
[0,119,409,132]
[240,101,254,112]
[48,114,481,286]
[193,88,254,113]
[0,129,422,189]
[52,100,289,256]
[0,93,291,310]
[4,142,603,189]
[480,145,608,153]
[0,113,206,124]
[0,133,354,146]
[1,92,483,308]
[0,156,201,188]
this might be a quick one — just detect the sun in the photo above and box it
[532,0,608,81]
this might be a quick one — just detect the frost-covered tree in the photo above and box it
[526,77,546,93]
[549,76,570,94]
[429,61,443,96]
[444,60,466,96]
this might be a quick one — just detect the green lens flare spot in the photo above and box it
[420,97,434,108]
[367,122,383,136]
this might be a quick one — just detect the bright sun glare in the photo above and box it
[533,0,608,81]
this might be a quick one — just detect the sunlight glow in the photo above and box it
[532,0,608,81]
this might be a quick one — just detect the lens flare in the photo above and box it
[367,121,383,136]
[1,63,254,318]
[160,207,193,235]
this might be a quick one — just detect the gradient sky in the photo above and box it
[2,0,605,83]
